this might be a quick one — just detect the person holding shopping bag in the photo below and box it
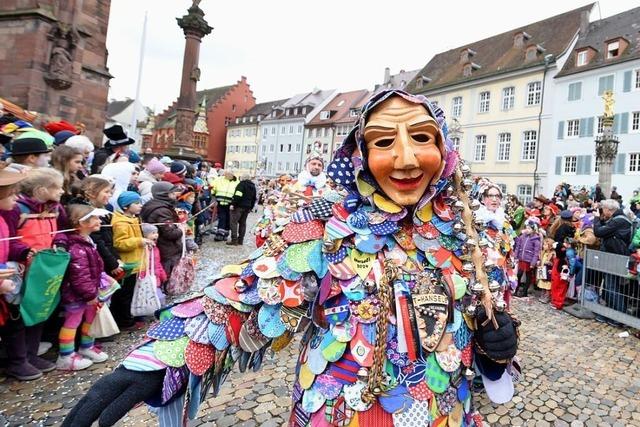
[53,204,111,371]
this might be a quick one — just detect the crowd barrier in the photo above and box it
[580,249,640,329]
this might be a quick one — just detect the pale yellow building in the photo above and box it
[225,100,285,176]
[406,5,592,202]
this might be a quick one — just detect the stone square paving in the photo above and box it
[1,214,639,426]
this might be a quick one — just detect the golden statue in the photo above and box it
[602,90,615,118]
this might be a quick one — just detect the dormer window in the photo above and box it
[349,108,359,118]
[337,100,345,107]
[285,109,291,116]
[320,111,330,120]
[235,118,240,124]
[577,50,588,66]
[459,48,476,64]
[301,107,307,115]
[607,41,619,59]
[463,63,480,78]
[513,31,531,48]
[605,37,629,60]
[294,107,298,115]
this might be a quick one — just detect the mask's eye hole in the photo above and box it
[412,134,431,143]
[373,138,394,148]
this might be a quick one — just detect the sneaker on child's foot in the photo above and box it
[56,353,93,371]
[78,346,109,363]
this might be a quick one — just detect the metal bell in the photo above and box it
[465,238,477,248]
[444,186,455,198]
[470,199,481,211]
[462,262,475,273]
[464,367,476,380]
[460,163,472,176]
[470,281,485,294]
[466,303,477,316]
[478,238,490,248]
[495,299,507,312]
[357,367,369,382]
[363,280,377,294]
[322,239,336,252]
[453,222,464,233]
[453,200,465,212]
[462,178,474,191]
[234,279,248,293]
[488,280,501,292]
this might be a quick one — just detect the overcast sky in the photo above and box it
[106,0,637,113]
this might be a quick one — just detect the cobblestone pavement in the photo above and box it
[1,212,640,426]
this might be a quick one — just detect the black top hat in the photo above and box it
[10,137,51,156]
[103,124,135,147]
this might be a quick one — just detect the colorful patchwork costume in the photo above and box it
[64,90,519,427]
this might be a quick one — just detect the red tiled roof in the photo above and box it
[307,89,369,126]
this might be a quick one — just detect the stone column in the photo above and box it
[595,116,618,197]
[174,2,212,151]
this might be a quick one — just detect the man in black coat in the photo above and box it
[227,174,256,246]
[593,198,633,317]
[91,124,135,174]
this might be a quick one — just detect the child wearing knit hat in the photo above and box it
[110,191,152,328]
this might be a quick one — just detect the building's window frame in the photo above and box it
[563,156,577,175]
[473,135,487,162]
[496,132,511,162]
[479,91,490,113]
[526,81,542,106]
[501,87,515,111]
[521,130,537,161]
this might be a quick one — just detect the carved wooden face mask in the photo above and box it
[364,96,443,206]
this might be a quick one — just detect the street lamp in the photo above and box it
[594,90,619,197]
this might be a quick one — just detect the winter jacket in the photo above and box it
[111,211,144,272]
[514,233,541,266]
[594,210,633,255]
[211,177,238,206]
[232,179,257,209]
[137,170,158,204]
[90,213,121,274]
[91,146,115,174]
[0,214,29,263]
[0,194,68,253]
[565,247,582,276]
[140,198,183,268]
[54,233,103,305]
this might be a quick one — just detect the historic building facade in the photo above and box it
[0,0,113,145]
[258,90,335,177]
[151,77,255,162]
[406,4,594,203]
[547,6,640,200]
[225,99,286,176]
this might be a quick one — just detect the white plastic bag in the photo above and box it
[131,248,162,317]
[89,304,120,338]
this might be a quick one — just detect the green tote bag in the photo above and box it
[20,249,71,326]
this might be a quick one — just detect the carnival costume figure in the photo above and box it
[63,90,519,427]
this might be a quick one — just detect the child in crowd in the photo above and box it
[54,204,109,371]
[51,145,84,205]
[0,169,66,379]
[176,186,199,252]
[140,224,167,304]
[140,182,183,278]
[564,238,582,300]
[513,220,541,297]
[0,169,42,380]
[538,238,555,303]
[111,191,152,328]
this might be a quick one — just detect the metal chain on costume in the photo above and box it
[362,259,397,404]
[454,167,495,325]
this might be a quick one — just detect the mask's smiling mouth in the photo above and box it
[389,173,424,190]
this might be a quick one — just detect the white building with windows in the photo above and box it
[405,4,594,204]
[258,89,335,177]
[548,6,640,200]
[225,99,286,176]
